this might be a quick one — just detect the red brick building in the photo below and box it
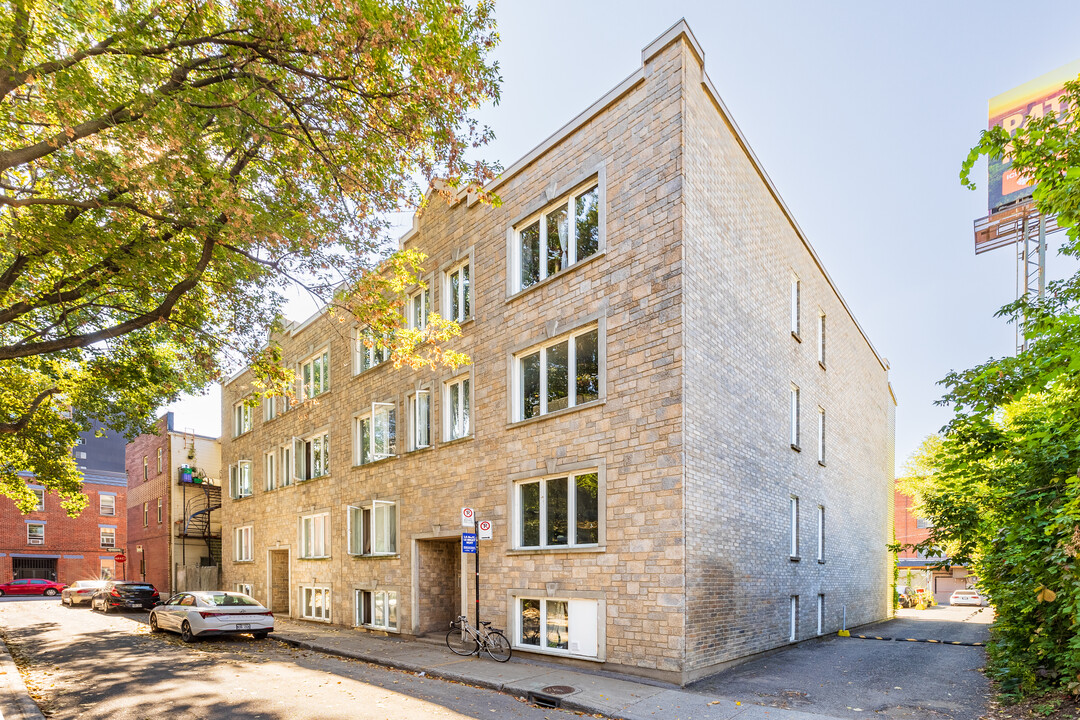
[0,422,128,583]
[126,413,221,595]
[895,488,971,603]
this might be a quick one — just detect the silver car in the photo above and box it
[149,591,274,643]
[61,580,107,606]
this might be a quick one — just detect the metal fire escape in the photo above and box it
[178,479,222,566]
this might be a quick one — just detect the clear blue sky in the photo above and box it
[167,1,1080,474]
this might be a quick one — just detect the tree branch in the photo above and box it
[0,387,58,434]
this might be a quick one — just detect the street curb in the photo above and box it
[0,636,45,720]
[274,635,629,718]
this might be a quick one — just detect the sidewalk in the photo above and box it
[272,619,845,720]
[0,635,44,720]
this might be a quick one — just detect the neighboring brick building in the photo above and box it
[221,21,895,684]
[125,412,222,595]
[0,421,127,583]
[895,488,970,604]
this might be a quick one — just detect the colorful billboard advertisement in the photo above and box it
[987,59,1080,214]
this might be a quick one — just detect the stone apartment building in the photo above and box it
[221,20,895,684]
[126,412,222,594]
[0,421,127,583]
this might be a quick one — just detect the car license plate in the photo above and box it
[126,601,140,607]
[235,623,251,630]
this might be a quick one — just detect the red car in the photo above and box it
[0,578,65,596]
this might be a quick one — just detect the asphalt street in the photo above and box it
[0,599,602,720]
[689,604,993,720]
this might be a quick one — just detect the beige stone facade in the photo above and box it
[220,21,895,685]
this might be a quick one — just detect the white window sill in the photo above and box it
[512,644,601,663]
[299,616,332,624]
[505,251,606,303]
[234,559,255,564]
[353,457,396,470]
[298,556,332,561]
[356,624,400,634]
[507,545,605,556]
[347,553,400,560]
[441,434,474,448]
[508,399,604,429]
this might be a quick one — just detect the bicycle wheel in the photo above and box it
[446,626,479,656]
[484,630,512,663]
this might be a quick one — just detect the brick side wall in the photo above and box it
[126,416,173,594]
[679,43,895,677]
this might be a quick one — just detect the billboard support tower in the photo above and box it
[1015,213,1047,353]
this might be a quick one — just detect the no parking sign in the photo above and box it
[478,520,492,540]
[461,507,474,527]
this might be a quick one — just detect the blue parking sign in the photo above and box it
[462,532,478,554]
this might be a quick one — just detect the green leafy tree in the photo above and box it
[0,0,500,513]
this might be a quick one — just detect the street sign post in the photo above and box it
[461,507,475,527]
[478,520,492,540]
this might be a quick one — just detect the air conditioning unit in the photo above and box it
[28,538,43,545]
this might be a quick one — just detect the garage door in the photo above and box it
[935,576,969,605]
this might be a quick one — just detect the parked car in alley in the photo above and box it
[61,580,107,606]
[0,578,65,596]
[949,589,984,606]
[150,591,273,643]
[897,585,917,608]
[90,582,161,612]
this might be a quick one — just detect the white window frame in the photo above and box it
[31,488,44,512]
[229,461,254,499]
[515,471,600,550]
[817,594,825,636]
[99,494,116,516]
[279,442,294,487]
[407,284,430,331]
[354,403,396,465]
[817,407,825,464]
[298,348,330,401]
[513,325,600,421]
[156,447,163,473]
[790,384,800,448]
[292,430,330,481]
[354,327,391,374]
[264,394,277,422]
[511,182,601,292]
[236,583,253,597]
[444,375,471,441]
[356,589,399,631]
[299,512,330,559]
[818,312,826,365]
[789,496,799,558]
[265,450,277,491]
[444,259,472,323]
[27,523,44,545]
[100,527,116,548]
[235,526,253,562]
[233,401,253,437]
[143,501,149,527]
[817,505,825,562]
[300,585,331,622]
[408,389,430,451]
[347,501,398,556]
[157,497,162,524]
[790,274,801,337]
[790,596,798,642]
[514,596,598,658]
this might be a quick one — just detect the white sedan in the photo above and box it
[150,591,274,642]
[949,589,985,607]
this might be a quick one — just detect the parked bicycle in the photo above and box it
[446,615,512,662]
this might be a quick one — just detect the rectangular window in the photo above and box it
[236,583,253,597]
[32,489,44,512]
[356,589,398,631]
[143,456,148,480]
[817,594,825,636]
[789,496,799,558]
[293,431,330,481]
[279,444,293,487]
[100,558,115,580]
[229,461,253,498]
[516,597,598,657]
[156,447,163,473]
[234,401,253,437]
[817,407,825,463]
[299,349,330,401]
[916,517,934,529]
[817,505,825,562]
[446,261,471,323]
[516,326,599,421]
[300,513,330,559]
[818,313,826,365]
[790,384,800,448]
[355,328,391,374]
[356,404,396,465]
[514,184,599,292]
[347,501,397,556]
[143,502,149,527]
[790,274,801,336]
[99,494,116,516]
[264,395,277,422]
[100,527,116,548]
[516,472,599,549]
[300,586,331,622]
[408,285,430,331]
[790,596,798,642]
[265,450,277,491]
[157,497,163,524]
[235,526,253,562]
[27,523,44,545]
[445,376,471,440]
[409,390,430,450]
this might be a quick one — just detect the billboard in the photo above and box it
[987,59,1080,214]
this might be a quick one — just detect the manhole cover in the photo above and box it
[541,685,576,696]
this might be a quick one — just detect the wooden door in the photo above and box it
[269,550,290,614]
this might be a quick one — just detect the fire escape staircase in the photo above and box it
[182,483,222,565]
